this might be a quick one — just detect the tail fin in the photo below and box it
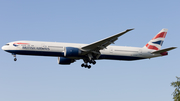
[143,29,168,50]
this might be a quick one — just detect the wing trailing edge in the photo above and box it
[81,28,134,51]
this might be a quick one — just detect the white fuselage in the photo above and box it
[2,40,162,61]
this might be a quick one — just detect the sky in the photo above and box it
[0,0,180,101]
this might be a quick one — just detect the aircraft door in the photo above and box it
[139,49,142,55]
[109,47,113,53]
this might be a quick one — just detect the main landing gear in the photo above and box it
[81,59,96,69]
[81,63,91,69]
[81,53,97,69]
[12,53,17,61]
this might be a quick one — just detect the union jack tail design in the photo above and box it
[143,29,168,50]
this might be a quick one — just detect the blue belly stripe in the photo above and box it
[5,50,145,60]
[5,50,64,57]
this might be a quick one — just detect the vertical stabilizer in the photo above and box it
[143,29,168,50]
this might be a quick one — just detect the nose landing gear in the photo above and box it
[14,58,17,61]
[12,53,17,61]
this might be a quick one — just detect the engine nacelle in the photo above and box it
[58,57,75,65]
[64,47,81,57]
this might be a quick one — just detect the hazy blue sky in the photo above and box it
[0,0,180,101]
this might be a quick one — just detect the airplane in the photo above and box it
[2,28,177,69]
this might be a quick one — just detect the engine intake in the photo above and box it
[64,47,81,57]
[58,57,75,65]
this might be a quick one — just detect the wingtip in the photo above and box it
[172,47,177,49]
[126,28,134,32]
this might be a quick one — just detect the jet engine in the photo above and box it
[64,47,81,57]
[58,57,75,65]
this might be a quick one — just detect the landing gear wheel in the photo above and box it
[89,60,93,64]
[92,61,96,65]
[81,63,91,69]
[14,58,17,61]
[88,65,91,69]
[81,64,85,67]
[89,60,96,65]
[12,53,17,61]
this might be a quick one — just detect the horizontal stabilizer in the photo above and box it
[151,47,177,54]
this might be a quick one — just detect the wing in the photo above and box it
[81,28,134,51]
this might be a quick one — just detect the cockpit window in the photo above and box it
[5,44,9,45]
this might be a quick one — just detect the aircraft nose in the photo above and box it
[2,46,5,50]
